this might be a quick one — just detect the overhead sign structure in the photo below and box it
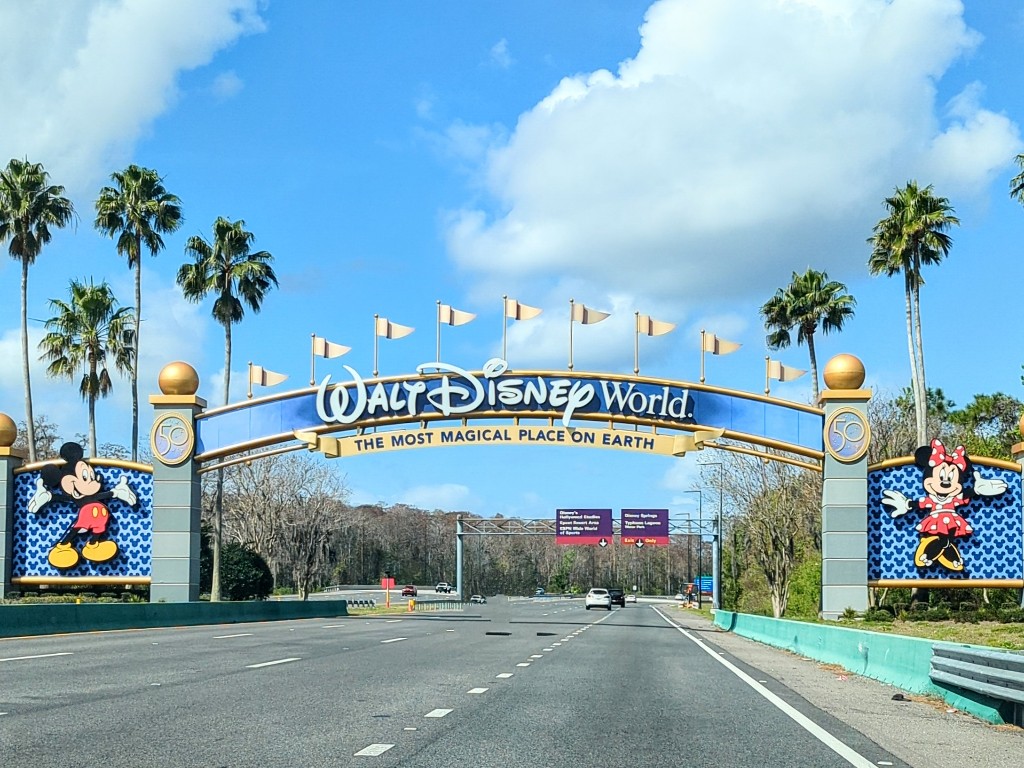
[621,508,669,547]
[556,508,613,545]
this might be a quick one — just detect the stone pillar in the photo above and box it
[0,413,26,597]
[148,363,205,603]
[819,354,872,619]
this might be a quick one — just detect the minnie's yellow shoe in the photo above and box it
[48,543,80,569]
[914,536,938,567]
[82,540,118,563]
[936,545,964,572]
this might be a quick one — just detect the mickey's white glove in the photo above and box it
[881,489,912,518]
[111,475,137,505]
[27,477,52,514]
[973,471,1007,497]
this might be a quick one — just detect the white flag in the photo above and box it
[504,297,543,320]
[702,332,742,355]
[313,335,351,358]
[375,316,414,339]
[768,359,806,382]
[250,365,287,387]
[438,304,476,326]
[571,303,610,325]
[638,314,675,336]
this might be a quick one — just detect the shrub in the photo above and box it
[997,607,1024,623]
[863,608,894,623]
[841,606,858,620]
[220,543,273,601]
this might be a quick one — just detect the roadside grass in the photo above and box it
[839,619,1024,650]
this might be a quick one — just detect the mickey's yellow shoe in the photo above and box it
[914,536,938,567]
[82,540,118,563]
[48,543,80,569]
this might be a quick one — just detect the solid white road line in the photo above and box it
[381,637,407,644]
[655,609,879,768]
[0,652,73,663]
[355,744,394,756]
[468,688,488,694]
[425,708,452,718]
[246,658,300,669]
[213,633,253,639]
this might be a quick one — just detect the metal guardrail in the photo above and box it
[344,598,377,609]
[411,599,464,612]
[930,645,1024,727]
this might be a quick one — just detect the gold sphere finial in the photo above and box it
[158,361,200,396]
[823,354,865,390]
[0,412,16,447]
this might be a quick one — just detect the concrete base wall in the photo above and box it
[0,599,350,638]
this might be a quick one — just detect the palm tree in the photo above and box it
[1010,153,1024,205]
[760,268,856,402]
[95,165,183,461]
[0,158,76,462]
[38,279,135,457]
[868,181,958,446]
[177,217,277,601]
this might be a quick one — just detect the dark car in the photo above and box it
[608,588,625,607]
[401,584,417,597]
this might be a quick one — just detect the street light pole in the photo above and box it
[683,489,703,609]
[699,461,724,610]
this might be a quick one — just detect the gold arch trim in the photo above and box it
[14,457,153,476]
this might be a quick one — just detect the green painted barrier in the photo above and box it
[713,610,1006,724]
[0,599,349,638]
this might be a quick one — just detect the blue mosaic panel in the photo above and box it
[11,465,153,580]
[868,462,1023,581]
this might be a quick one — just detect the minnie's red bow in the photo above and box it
[928,439,966,471]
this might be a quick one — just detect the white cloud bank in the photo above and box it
[446,0,1021,321]
[0,0,264,197]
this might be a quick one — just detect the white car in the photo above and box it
[469,594,486,604]
[625,594,637,604]
[585,588,612,610]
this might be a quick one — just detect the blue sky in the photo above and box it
[1,0,1022,520]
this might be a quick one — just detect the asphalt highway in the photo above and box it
[0,599,1018,767]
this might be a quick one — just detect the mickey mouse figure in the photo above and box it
[882,438,1007,572]
[26,442,137,570]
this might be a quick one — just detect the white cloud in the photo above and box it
[211,70,244,100]
[398,482,474,511]
[489,39,513,70]
[444,0,1022,310]
[0,0,265,198]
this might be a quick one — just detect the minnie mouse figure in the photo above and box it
[882,438,1007,572]
[26,441,137,570]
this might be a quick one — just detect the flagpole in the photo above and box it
[310,334,316,386]
[700,329,707,383]
[502,294,508,363]
[247,361,253,399]
[373,314,380,377]
[765,356,771,395]
[634,312,640,375]
[436,300,442,362]
[568,298,575,371]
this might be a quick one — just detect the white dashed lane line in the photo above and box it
[246,658,301,669]
[425,709,452,718]
[496,673,514,679]
[0,652,73,663]
[468,688,488,694]
[355,744,394,756]
[213,633,253,639]
[381,637,407,644]
[516,662,531,667]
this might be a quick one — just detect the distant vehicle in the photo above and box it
[533,588,546,596]
[625,594,637,604]
[674,593,684,601]
[435,582,453,593]
[469,594,486,604]
[401,585,417,597]
[608,588,625,607]
[585,588,612,610]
